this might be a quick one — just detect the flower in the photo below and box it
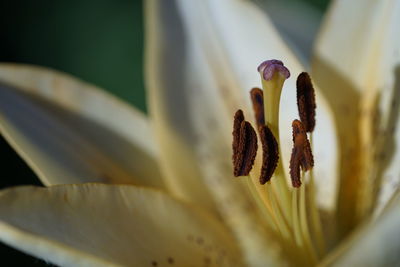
[0,0,400,266]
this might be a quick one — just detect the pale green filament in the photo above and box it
[245,175,280,233]
[300,172,318,264]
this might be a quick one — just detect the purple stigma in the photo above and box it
[257,59,290,81]
[257,60,283,72]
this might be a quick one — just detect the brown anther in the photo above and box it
[232,110,258,177]
[293,120,314,171]
[250,88,265,128]
[289,120,314,187]
[290,145,302,188]
[232,109,245,161]
[296,72,316,132]
[259,125,279,184]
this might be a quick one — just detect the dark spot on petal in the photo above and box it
[187,234,194,242]
[196,237,204,245]
[63,193,68,202]
[221,249,227,256]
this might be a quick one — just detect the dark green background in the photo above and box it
[0,0,330,265]
[1,0,146,111]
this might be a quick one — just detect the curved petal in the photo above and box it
[313,0,400,230]
[0,64,164,189]
[0,184,243,267]
[320,195,400,266]
[146,0,337,265]
[145,0,218,212]
[314,0,399,92]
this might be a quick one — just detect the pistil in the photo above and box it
[258,60,292,225]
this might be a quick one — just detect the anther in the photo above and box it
[290,120,314,187]
[257,59,290,81]
[232,110,258,177]
[296,72,316,132]
[250,87,265,128]
[292,120,314,171]
[232,109,245,160]
[290,147,302,188]
[259,125,279,184]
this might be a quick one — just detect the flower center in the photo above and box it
[231,60,325,265]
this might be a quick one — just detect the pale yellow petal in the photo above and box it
[313,0,400,231]
[0,184,243,267]
[0,64,164,189]
[314,0,398,91]
[320,196,400,266]
[145,0,218,211]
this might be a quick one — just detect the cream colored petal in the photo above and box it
[147,0,337,266]
[314,0,398,92]
[313,0,400,229]
[0,64,164,189]
[0,184,243,267]
[320,195,400,266]
[145,0,218,213]
[373,64,400,217]
[367,2,400,218]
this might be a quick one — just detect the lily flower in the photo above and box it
[0,0,399,266]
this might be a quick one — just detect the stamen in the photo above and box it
[296,72,316,133]
[259,125,279,184]
[258,59,290,81]
[290,120,314,187]
[232,110,258,176]
[250,88,265,128]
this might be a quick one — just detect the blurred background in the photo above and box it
[0,0,330,265]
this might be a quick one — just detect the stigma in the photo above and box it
[257,59,290,81]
